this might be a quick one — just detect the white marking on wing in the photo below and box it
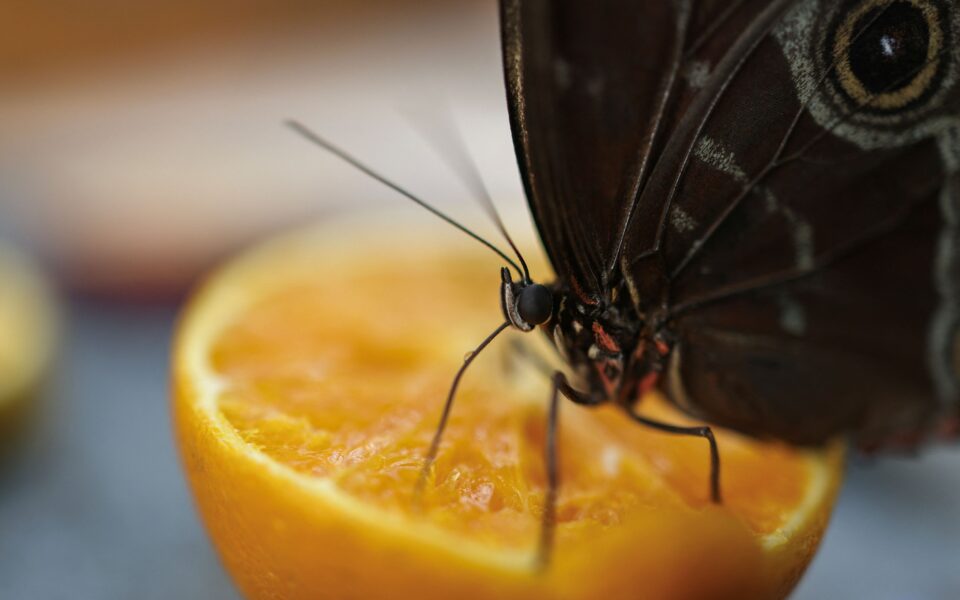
[683,60,711,89]
[694,136,747,180]
[693,135,815,271]
[762,188,814,270]
[670,205,697,232]
[777,293,807,336]
[928,127,960,408]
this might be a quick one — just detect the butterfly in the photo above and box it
[290,0,960,564]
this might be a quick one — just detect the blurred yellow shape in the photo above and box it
[0,242,56,439]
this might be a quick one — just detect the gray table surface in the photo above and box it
[1,298,958,599]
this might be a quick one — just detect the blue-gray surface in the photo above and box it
[0,298,958,599]
[0,301,237,600]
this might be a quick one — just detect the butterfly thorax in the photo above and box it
[546,282,671,409]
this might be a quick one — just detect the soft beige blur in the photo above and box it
[0,0,528,297]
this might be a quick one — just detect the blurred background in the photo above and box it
[0,1,957,598]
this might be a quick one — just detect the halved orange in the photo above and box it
[173,220,844,600]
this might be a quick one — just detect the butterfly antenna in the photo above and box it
[286,119,525,278]
[414,320,511,504]
[403,108,532,283]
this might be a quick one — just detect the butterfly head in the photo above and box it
[500,267,554,332]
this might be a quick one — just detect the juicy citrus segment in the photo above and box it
[174,222,844,600]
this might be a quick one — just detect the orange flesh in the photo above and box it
[210,251,813,553]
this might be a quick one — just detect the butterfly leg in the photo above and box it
[626,410,722,504]
[414,322,511,504]
[538,371,604,568]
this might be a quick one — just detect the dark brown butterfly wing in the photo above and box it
[501,0,800,300]
[503,0,960,447]
[619,0,960,446]
[500,0,693,299]
[665,190,951,446]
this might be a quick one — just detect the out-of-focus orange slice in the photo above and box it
[0,242,56,442]
[173,222,843,600]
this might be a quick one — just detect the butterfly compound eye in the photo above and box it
[517,284,553,325]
